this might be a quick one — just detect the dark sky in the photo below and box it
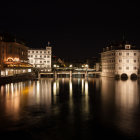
[0,1,140,59]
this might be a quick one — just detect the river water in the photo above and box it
[0,78,140,140]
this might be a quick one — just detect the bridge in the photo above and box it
[38,68,101,78]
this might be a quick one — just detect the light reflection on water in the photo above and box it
[0,78,140,138]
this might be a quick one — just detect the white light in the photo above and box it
[28,69,31,72]
[69,64,72,67]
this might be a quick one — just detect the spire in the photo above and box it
[48,41,51,46]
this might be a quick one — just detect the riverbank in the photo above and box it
[0,73,37,85]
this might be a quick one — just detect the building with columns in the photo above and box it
[28,45,52,71]
[101,42,140,78]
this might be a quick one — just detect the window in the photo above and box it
[134,60,136,63]
[28,55,30,57]
[126,53,129,56]
[119,60,122,62]
[47,61,50,63]
[40,55,42,58]
[35,55,37,58]
[40,51,42,53]
[126,67,129,70]
[36,51,38,53]
[32,51,34,53]
[44,51,46,53]
[47,55,50,58]
[44,61,46,63]
[28,51,30,53]
[31,55,33,57]
[119,53,122,55]
[134,53,136,56]
[119,67,122,70]
[44,56,46,58]
[48,51,50,54]
[134,67,137,70]
[40,61,42,63]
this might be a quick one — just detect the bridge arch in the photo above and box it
[121,73,128,80]
[130,73,137,80]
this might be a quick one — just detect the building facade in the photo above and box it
[28,46,52,71]
[0,40,29,69]
[101,43,140,78]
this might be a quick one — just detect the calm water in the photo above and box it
[0,78,140,140]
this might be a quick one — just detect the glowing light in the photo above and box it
[85,64,89,68]
[14,58,19,62]
[7,57,13,62]
[69,64,73,67]
[28,69,31,72]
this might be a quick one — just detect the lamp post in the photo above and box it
[53,64,57,79]
[85,64,88,78]
[69,64,73,78]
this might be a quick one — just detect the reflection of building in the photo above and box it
[101,42,140,78]
[28,45,52,71]
[0,39,29,69]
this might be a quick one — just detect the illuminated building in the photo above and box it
[101,42,140,78]
[0,38,29,69]
[28,44,52,71]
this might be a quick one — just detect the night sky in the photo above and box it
[0,1,140,59]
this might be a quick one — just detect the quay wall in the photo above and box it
[0,73,36,85]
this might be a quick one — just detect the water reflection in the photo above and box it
[0,78,140,138]
[115,80,140,134]
[101,77,140,136]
